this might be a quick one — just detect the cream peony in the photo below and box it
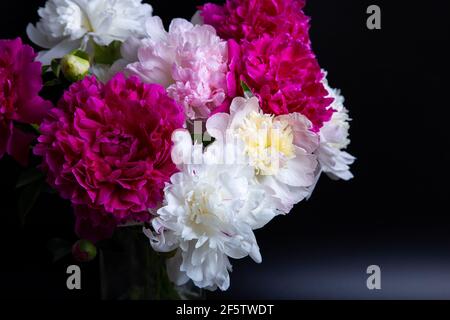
[206,97,320,213]
[27,0,153,65]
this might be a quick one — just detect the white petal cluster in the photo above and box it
[207,97,320,213]
[27,0,153,64]
[145,130,280,291]
[122,17,229,120]
[317,78,356,181]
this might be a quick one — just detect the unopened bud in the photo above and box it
[72,239,97,263]
[61,51,90,82]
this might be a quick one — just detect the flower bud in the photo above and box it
[61,51,90,82]
[72,239,97,263]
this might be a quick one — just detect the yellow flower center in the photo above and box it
[187,188,211,223]
[238,111,295,175]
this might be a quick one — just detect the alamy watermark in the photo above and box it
[366,265,381,290]
[367,5,381,30]
[66,265,81,290]
[172,121,288,174]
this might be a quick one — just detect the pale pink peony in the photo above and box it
[201,0,311,45]
[0,38,52,165]
[124,17,229,120]
[34,74,185,237]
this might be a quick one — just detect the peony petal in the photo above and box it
[145,16,168,42]
[167,251,190,286]
[37,39,80,65]
[229,96,259,130]
[26,23,53,49]
[206,113,230,141]
[276,147,318,187]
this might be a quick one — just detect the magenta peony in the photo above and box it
[35,74,185,233]
[202,0,334,131]
[0,38,52,165]
[74,205,117,243]
[228,35,334,131]
[201,0,311,45]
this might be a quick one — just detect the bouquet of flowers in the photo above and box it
[1,0,354,295]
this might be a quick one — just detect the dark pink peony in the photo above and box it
[35,74,185,236]
[74,205,117,243]
[228,35,334,131]
[201,0,310,45]
[202,0,334,131]
[0,38,52,165]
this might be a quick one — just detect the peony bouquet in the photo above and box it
[1,0,354,295]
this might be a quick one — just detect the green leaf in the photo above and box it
[241,80,254,99]
[44,78,62,87]
[12,121,40,135]
[51,58,61,78]
[16,168,45,189]
[17,180,44,225]
[30,124,41,134]
[42,65,51,74]
[47,238,72,263]
[71,49,90,61]
[93,41,122,65]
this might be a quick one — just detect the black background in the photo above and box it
[0,0,449,300]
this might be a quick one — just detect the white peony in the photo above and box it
[317,79,356,181]
[27,0,153,65]
[206,97,320,213]
[122,17,229,120]
[145,130,280,291]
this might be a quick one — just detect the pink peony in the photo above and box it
[201,0,311,45]
[124,18,230,120]
[0,38,52,165]
[35,74,185,233]
[227,35,334,131]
